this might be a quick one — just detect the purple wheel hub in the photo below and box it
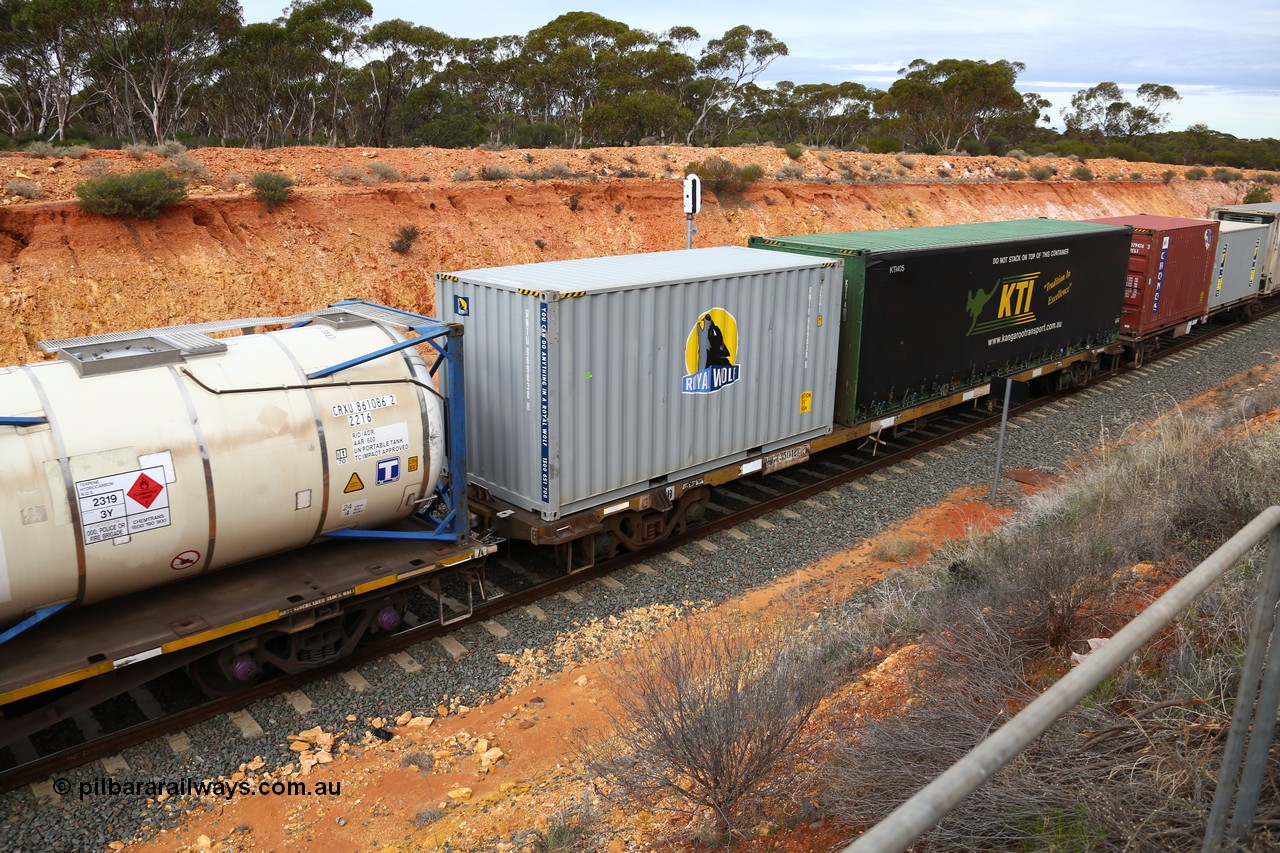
[376,605,402,632]
[230,653,259,682]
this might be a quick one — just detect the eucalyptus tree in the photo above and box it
[285,0,371,144]
[684,25,787,145]
[1062,81,1180,142]
[876,58,1035,152]
[0,0,96,139]
[356,18,453,146]
[519,12,651,147]
[76,0,240,143]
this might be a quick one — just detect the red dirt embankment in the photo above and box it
[0,145,1250,365]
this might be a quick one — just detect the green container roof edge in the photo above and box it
[751,219,1130,254]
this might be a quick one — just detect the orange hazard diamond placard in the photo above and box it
[128,472,164,508]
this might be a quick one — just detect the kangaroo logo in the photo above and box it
[682,309,741,394]
[965,284,998,334]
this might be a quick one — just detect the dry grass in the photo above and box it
[823,398,1280,850]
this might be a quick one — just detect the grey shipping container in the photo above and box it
[435,247,842,520]
[1208,202,1280,294]
[1208,221,1269,311]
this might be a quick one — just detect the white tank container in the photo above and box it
[0,313,444,624]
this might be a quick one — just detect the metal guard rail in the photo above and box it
[846,505,1280,853]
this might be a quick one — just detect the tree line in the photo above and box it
[2,0,1276,169]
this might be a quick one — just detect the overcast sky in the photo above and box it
[242,1,1280,140]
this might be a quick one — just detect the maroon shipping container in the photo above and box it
[1086,215,1218,340]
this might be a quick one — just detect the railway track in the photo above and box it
[1,307,1270,796]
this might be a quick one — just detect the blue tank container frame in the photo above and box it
[302,299,470,544]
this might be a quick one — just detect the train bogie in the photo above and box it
[436,247,842,524]
[749,219,1131,423]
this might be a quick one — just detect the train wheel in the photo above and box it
[1070,361,1093,389]
[188,648,261,696]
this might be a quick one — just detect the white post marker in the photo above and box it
[683,172,702,249]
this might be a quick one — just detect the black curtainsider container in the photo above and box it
[749,219,1131,424]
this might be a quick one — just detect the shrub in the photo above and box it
[532,795,600,852]
[871,534,921,563]
[389,237,412,254]
[1162,169,1176,183]
[1185,166,1208,181]
[365,161,401,183]
[1256,173,1280,185]
[250,171,295,211]
[81,158,111,179]
[587,615,831,834]
[6,179,43,199]
[329,165,363,185]
[124,143,150,160]
[936,167,951,178]
[1130,172,1144,180]
[782,142,804,160]
[1029,164,1057,181]
[167,152,207,180]
[157,140,186,157]
[451,167,473,181]
[1244,186,1274,204]
[1213,167,1244,182]
[75,169,186,219]
[684,156,760,193]
[24,141,88,159]
[398,224,420,242]
[1070,165,1095,181]
[1006,149,1030,161]
[895,154,916,169]
[1107,174,1121,181]
[1001,169,1026,180]
[480,164,514,180]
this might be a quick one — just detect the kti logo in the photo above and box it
[966,272,1040,336]
[681,308,741,394]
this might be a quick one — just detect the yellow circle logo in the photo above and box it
[682,308,741,395]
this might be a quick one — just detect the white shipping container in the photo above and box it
[1209,202,1280,294]
[437,247,842,520]
[1209,221,1269,310]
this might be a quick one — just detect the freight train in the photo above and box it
[3,206,1276,747]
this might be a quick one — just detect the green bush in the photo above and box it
[479,164,513,180]
[1029,164,1057,181]
[1213,167,1244,182]
[895,154,916,169]
[74,169,186,219]
[684,156,761,193]
[250,171,295,211]
[1244,186,1274,204]
[1161,169,1176,183]
[1256,173,1280,185]
[782,142,805,160]
[1070,165,1095,181]
[1185,167,1208,181]
[1001,169,1027,180]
